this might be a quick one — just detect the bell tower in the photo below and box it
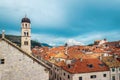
[21,15,31,54]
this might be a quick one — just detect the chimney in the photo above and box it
[113,53,118,59]
[99,56,102,61]
[2,30,5,38]
[80,58,83,62]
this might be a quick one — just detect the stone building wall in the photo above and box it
[0,40,49,80]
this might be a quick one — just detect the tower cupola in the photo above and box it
[21,16,31,23]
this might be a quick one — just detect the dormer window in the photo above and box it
[68,64,71,68]
[99,63,105,67]
[87,64,93,68]
[0,59,5,64]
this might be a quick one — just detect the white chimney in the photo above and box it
[80,58,83,62]
[99,56,102,61]
[2,30,5,38]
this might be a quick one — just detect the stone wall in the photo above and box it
[0,40,49,80]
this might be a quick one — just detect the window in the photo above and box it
[99,63,105,67]
[26,32,29,36]
[103,74,106,77]
[79,77,82,80]
[88,64,93,68]
[64,73,66,76]
[24,41,28,45]
[24,32,29,36]
[0,59,5,64]
[25,24,27,28]
[24,32,26,36]
[55,73,56,79]
[68,75,70,79]
[68,64,71,68]
[90,75,96,79]
[112,76,115,80]
[60,77,61,80]
[112,68,115,72]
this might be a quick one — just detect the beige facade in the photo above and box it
[0,38,49,80]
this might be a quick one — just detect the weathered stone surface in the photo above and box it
[0,40,49,80]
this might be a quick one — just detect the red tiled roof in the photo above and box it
[55,61,66,67]
[62,58,109,74]
[55,52,67,59]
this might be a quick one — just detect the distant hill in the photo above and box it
[0,34,52,48]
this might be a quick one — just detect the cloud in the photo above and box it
[31,30,120,46]
[74,31,120,44]
[31,33,67,46]
[66,39,84,46]
[0,0,120,46]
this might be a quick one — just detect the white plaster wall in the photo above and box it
[0,40,49,80]
[50,65,110,80]
[61,70,72,80]
[72,71,110,80]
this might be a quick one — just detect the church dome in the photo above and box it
[21,16,31,23]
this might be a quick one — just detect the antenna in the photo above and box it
[25,14,27,18]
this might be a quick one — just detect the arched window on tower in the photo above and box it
[24,31,29,36]
[27,32,29,36]
[25,24,27,28]
[24,32,27,36]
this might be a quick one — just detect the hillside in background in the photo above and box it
[0,34,52,48]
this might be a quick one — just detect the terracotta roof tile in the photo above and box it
[62,58,109,74]
[55,52,67,59]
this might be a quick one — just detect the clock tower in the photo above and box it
[21,15,31,54]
